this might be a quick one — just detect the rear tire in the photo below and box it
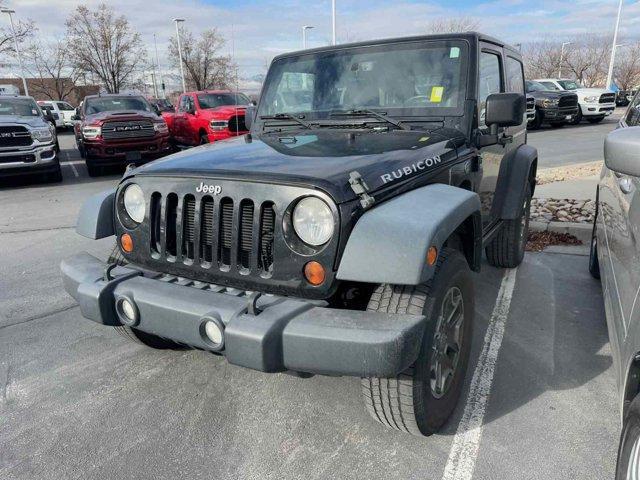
[589,219,601,279]
[361,248,474,436]
[615,396,640,479]
[485,181,532,268]
[107,244,185,350]
[587,115,605,124]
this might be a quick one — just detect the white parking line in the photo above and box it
[63,151,79,178]
[441,267,518,480]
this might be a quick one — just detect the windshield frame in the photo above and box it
[256,38,470,124]
[83,95,153,115]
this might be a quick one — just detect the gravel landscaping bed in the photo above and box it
[526,231,583,252]
[531,197,595,223]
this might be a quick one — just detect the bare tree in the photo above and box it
[0,19,35,59]
[168,28,236,91]
[24,38,83,101]
[523,40,563,79]
[614,42,640,90]
[426,17,481,34]
[563,34,610,87]
[65,4,146,93]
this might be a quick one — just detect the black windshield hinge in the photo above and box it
[349,171,375,209]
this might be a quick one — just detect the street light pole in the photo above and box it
[1,9,28,96]
[174,18,187,94]
[559,42,571,78]
[302,25,314,49]
[331,0,336,45]
[606,0,624,90]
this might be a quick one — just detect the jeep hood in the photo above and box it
[133,129,464,203]
[0,115,49,128]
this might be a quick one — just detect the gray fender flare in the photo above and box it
[492,144,538,220]
[336,184,482,285]
[76,190,115,239]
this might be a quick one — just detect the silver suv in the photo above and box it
[0,95,60,182]
[589,90,640,478]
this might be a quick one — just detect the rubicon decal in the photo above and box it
[380,155,443,184]
[195,182,222,195]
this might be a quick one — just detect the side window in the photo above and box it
[478,51,502,126]
[178,96,189,112]
[541,81,558,90]
[626,93,640,127]
[505,57,524,94]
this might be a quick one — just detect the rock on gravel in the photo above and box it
[531,198,595,224]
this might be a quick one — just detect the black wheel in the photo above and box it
[85,158,101,177]
[550,122,565,128]
[616,396,640,479]
[589,219,601,279]
[200,132,209,144]
[361,248,474,436]
[107,244,185,350]
[486,181,532,268]
[530,109,543,129]
[46,166,63,183]
[77,141,86,159]
[587,115,605,124]
[570,109,583,125]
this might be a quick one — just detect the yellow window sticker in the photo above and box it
[430,86,444,103]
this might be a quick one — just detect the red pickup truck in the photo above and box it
[166,90,251,146]
[74,94,171,176]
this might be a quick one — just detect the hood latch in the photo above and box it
[349,171,375,209]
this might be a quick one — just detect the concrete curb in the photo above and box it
[529,220,592,244]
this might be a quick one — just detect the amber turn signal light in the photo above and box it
[304,261,326,286]
[427,246,438,266]
[120,233,134,253]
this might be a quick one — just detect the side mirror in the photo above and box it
[244,105,256,131]
[485,93,526,129]
[605,127,640,177]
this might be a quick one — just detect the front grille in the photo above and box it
[150,193,275,276]
[0,125,32,147]
[102,120,155,140]
[559,95,578,108]
[600,93,616,104]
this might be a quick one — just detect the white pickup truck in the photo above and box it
[534,78,616,124]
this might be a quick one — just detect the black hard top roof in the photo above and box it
[274,32,521,60]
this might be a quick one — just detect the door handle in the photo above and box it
[619,177,633,194]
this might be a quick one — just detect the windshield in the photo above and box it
[558,80,582,90]
[258,40,467,119]
[525,81,549,93]
[0,98,42,117]
[84,96,152,114]
[197,93,250,109]
[152,99,174,112]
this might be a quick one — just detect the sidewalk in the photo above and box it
[534,175,599,201]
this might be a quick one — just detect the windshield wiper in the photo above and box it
[329,109,411,131]
[259,112,312,129]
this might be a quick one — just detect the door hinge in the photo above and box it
[348,171,375,209]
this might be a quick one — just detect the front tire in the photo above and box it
[616,396,640,479]
[587,115,605,124]
[485,181,532,268]
[570,109,583,125]
[361,248,474,436]
[530,109,543,129]
[200,132,209,145]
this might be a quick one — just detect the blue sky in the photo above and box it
[11,0,640,88]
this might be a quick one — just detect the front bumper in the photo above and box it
[83,135,171,164]
[61,253,427,377]
[0,144,58,175]
[538,106,579,122]
[580,103,616,116]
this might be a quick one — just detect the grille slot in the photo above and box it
[219,199,234,267]
[558,95,578,108]
[600,93,616,104]
[238,200,254,269]
[149,191,277,275]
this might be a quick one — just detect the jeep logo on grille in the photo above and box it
[114,124,142,132]
[196,182,222,195]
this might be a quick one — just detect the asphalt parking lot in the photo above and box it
[0,132,620,479]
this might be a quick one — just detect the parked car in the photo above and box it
[526,94,535,124]
[165,90,250,146]
[525,80,579,128]
[73,94,171,177]
[589,91,640,478]
[61,33,536,437]
[0,94,60,182]
[37,100,76,129]
[148,97,174,113]
[39,104,63,129]
[534,78,616,124]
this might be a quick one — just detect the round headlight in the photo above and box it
[292,197,334,246]
[123,184,145,223]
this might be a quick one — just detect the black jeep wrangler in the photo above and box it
[62,33,536,436]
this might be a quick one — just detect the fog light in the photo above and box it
[116,297,138,326]
[204,321,223,345]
